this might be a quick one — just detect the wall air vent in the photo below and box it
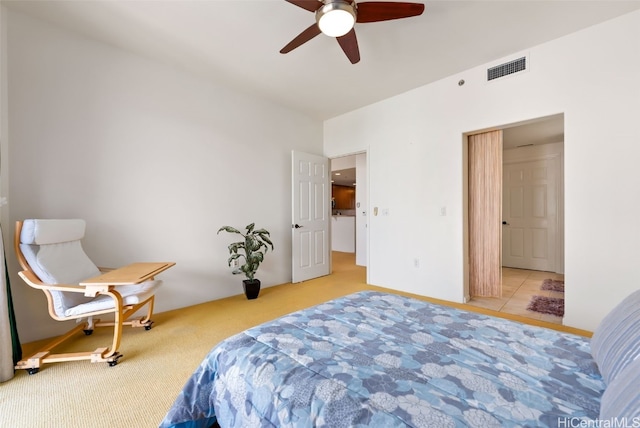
[487,56,527,81]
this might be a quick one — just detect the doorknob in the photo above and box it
[293,224,303,229]
[502,221,509,225]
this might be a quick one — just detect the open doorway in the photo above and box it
[465,114,565,324]
[330,153,367,272]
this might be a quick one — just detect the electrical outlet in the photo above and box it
[414,258,420,268]
[231,259,240,268]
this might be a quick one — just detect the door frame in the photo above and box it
[328,149,370,283]
[462,118,565,301]
[467,130,503,298]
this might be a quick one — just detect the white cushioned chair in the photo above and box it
[14,219,174,374]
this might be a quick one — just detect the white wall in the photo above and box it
[331,216,355,253]
[0,2,8,227]
[355,153,367,267]
[4,9,323,342]
[324,10,640,331]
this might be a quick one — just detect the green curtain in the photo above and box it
[5,256,21,365]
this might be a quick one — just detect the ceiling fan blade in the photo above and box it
[285,0,323,12]
[280,23,322,54]
[356,2,425,23]
[337,29,360,64]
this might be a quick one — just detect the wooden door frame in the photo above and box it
[463,129,501,301]
[463,120,565,302]
[467,130,503,298]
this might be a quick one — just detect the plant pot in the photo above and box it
[242,279,261,300]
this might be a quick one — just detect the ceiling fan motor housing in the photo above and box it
[281,0,425,64]
[316,0,357,37]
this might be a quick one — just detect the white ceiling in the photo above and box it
[332,168,357,187]
[5,0,640,122]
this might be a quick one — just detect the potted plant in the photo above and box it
[217,223,274,299]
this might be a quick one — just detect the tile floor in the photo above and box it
[466,268,565,324]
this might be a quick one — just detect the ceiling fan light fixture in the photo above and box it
[316,1,356,37]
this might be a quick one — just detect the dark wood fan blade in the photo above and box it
[337,29,360,64]
[280,23,322,54]
[356,2,425,23]
[285,0,323,12]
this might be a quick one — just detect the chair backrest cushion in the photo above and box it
[20,219,87,246]
[20,219,102,318]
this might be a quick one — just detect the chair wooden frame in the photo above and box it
[14,220,174,374]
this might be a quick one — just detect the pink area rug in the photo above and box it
[541,278,564,292]
[527,295,564,317]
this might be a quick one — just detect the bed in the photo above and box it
[160,290,640,427]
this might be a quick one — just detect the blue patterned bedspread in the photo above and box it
[160,291,603,428]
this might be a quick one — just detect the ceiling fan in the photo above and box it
[280,0,425,64]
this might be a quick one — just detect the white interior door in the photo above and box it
[292,151,330,283]
[502,158,557,271]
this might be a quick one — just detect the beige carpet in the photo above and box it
[0,252,589,428]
